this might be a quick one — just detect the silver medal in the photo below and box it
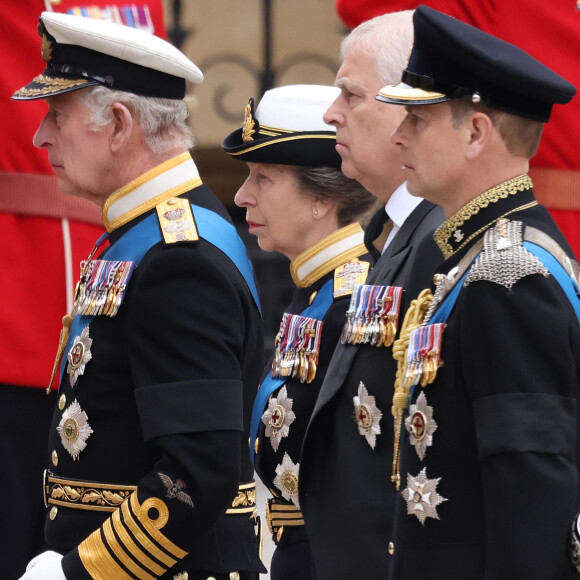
[405,392,437,460]
[67,326,93,387]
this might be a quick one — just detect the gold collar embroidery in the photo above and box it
[290,223,367,288]
[434,174,533,258]
[102,152,202,233]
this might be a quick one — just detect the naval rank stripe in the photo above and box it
[103,517,158,579]
[110,509,166,576]
[79,526,141,580]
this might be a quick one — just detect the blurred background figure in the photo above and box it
[223,84,375,580]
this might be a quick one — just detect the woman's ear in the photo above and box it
[108,102,134,153]
[312,197,333,220]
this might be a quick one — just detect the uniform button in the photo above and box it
[49,506,58,520]
[206,577,216,580]
[388,541,395,555]
[254,438,260,455]
[230,573,240,580]
[58,394,66,410]
[51,450,58,467]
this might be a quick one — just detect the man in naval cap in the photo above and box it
[376,5,580,579]
[13,12,265,580]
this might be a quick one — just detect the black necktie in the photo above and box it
[364,207,391,264]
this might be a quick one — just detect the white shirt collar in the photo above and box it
[383,182,423,252]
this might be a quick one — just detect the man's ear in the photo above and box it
[465,111,494,160]
[109,102,134,152]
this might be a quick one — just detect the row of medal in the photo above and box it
[271,313,323,384]
[341,284,403,347]
[73,259,135,318]
[403,322,446,388]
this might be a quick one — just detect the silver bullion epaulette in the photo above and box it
[465,218,548,289]
[424,218,578,324]
[156,196,199,244]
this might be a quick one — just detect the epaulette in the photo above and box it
[465,218,548,289]
[156,197,199,244]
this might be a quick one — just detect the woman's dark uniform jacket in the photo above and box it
[298,196,444,579]
[43,153,265,579]
[387,180,580,580]
[253,225,370,579]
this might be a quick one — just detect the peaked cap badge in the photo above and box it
[242,98,257,142]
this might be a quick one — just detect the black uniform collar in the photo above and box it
[102,151,202,233]
[434,174,537,259]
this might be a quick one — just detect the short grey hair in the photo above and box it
[77,86,195,156]
[340,10,414,86]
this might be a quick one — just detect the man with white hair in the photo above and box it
[13,12,265,580]
[298,11,444,579]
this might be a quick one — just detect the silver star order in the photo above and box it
[403,467,447,525]
[405,392,438,460]
[353,381,382,449]
[273,452,301,508]
[261,386,296,452]
[57,399,93,460]
[67,325,93,387]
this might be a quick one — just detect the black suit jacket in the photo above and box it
[299,198,444,579]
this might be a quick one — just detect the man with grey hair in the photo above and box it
[298,11,444,579]
[12,11,265,580]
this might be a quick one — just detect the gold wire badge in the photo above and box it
[242,98,256,142]
[41,33,53,63]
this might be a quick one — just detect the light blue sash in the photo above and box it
[249,279,334,464]
[59,204,261,385]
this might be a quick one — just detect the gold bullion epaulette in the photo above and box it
[156,197,199,244]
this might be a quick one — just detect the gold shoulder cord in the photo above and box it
[390,289,433,490]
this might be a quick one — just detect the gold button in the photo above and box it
[254,437,260,455]
[230,573,240,580]
[51,450,58,467]
[58,394,66,411]
[388,541,395,555]
[49,506,58,520]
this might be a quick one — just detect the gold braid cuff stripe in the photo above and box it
[434,174,533,258]
[265,498,304,534]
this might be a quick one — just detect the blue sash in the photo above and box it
[249,279,334,464]
[59,204,261,385]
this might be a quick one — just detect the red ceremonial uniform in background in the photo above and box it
[0,1,164,576]
[336,0,580,257]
